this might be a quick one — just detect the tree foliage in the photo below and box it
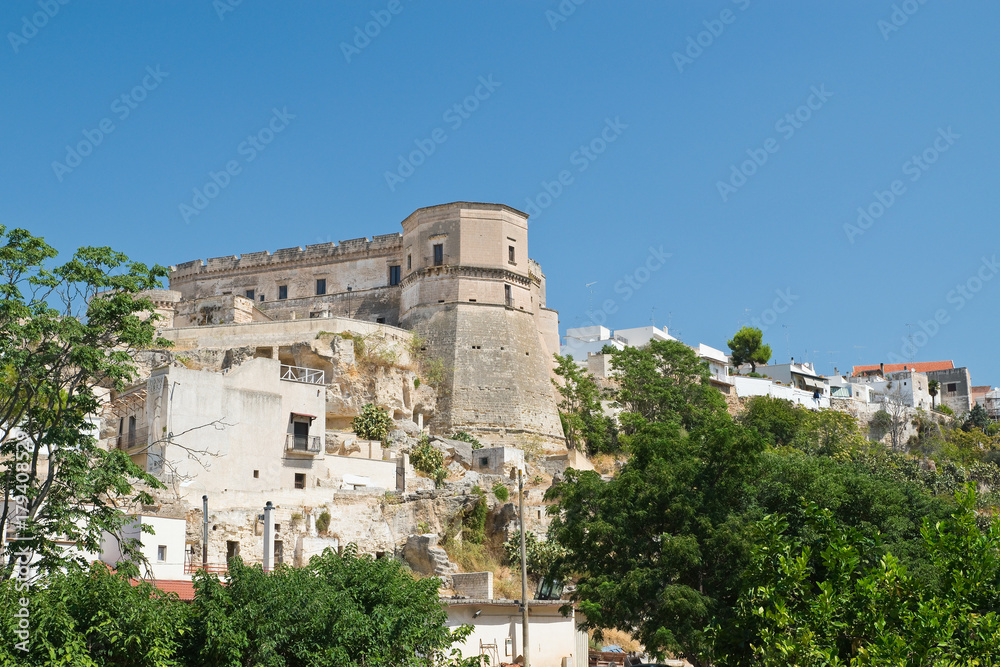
[608,339,726,434]
[727,326,772,373]
[1,548,480,666]
[351,403,393,442]
[552,353,615,454]
[0,228,169,579]
[713,487,1000,666]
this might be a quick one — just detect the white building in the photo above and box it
[752,361,831,398]
[559,325,676,366]
[696,343,735,394]
[733,376,831,409]
[854,369,933,410]
[446,598,587,667]
[100,514,188,580]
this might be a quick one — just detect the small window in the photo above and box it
[157,545,166,562]
[389,265,401,286]
[226,541,240,562]
[407,254,411,270]
[260,294,265,302]
[274,524,280,533]
[253,470,259,479]
[274,540,283,565]
[278,285,288,300]
[508,245,515,264]
[376,317,386,324]
[947,383,958,393]
[433,244,443,266]
[245,289,255,301]
[316,279,326,295]
[294,473,306,489]
[480,457,489,467]
[504,284,513,307]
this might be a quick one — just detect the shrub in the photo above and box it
[462,487,487,544]
[411,436,443,473]
[935,403,955,416]
[315,510,331,534]
[352,404,393,442]
[422,358,446,388]
[492,482,509,503]
[503,530,567,578]
[450,431,483,449]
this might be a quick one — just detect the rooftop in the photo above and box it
[852,361,954,376]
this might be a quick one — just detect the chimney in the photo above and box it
[880,362,884,375]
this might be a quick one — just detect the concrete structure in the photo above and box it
[985,388,1000,421]
[446,599,587,667]
[733,376,831,409]
[696,343,734,394]
[855,369,933,410]
[165,202,564,447]
[100,515,188,581]
[472,446,525,477]
[852,360,955,377]
[927,367,973,414]
[753,361,830,398]
[560,324,676,366]
[826,375,875,403]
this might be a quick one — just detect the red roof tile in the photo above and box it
[852,361,954,376]
[130,578,197,601]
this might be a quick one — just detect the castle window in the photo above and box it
[260,294,265,302]
[245,289,255,301]
[253,470,259,478]
[504,284,513,308]
[294,473,306,489]
[407,254,411,270]
[433,244,443,266]
[316,279,326,295]
[278,285,288,300]
[509,245,515,264]
[947,383,958,393]
[389,265,401,286]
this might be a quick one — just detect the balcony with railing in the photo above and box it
[113,427,149,453]
[279,364,325,385]
[285,433,322,455]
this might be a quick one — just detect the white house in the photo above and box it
[446,598,587,667]
[100,514,188,581]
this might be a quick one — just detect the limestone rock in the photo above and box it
[402,534,458,577]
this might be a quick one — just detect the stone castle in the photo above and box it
[157,201,564,445]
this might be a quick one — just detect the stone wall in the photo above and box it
[408,302,564,448]
[927,367,973,414]
[452,572,493,599]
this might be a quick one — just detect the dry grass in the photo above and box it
[590,627,641,653]
[591,453,618,475]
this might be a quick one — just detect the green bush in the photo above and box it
[462,487,488,544]
[450,431,483,449]
[492,482,509,503]
[935,403,955,416]
[316,510,331,534]
[411,436,443,473]
[503,530,566,578]
[352,404,393,442]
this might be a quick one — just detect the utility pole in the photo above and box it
[518,469,530,667]
[202,495,209,569]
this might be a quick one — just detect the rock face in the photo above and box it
[402,533,459,578]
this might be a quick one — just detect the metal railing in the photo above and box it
[279,364,325,385]
[285,433,322,454]
[115,427,149,451]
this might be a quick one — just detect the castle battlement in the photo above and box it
[169,233,404,280]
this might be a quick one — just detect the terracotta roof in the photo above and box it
[852,361,954,376]
[130,578,197,601]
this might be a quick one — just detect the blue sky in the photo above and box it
[3,1,999,383]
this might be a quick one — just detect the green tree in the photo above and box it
[928,378,939,408]
[546,420,765,662]
[713,487,1000,666]
[726,327,771,374]
[352,403,393,442]
[0,561,190,665]
[609,340,727,434]
[187,547,480,667]
[0,228,169,579]
[552,353,615,454]
[964,402,991,432]
[738,396,807,448]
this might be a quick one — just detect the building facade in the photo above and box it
[162,202,564,446]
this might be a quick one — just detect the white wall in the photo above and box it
[734,376,830,409]
[446,602,585,667]
[100,515,188,580]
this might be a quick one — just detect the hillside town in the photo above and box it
[4,202,998,666]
